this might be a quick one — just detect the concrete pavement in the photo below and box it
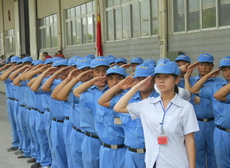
[0,92,33,168]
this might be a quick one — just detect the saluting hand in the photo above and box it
[117,76,135,90]
[205,69,221,79]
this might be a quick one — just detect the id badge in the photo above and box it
[194,96,200,105]
[114,117,122,125]
[157,135,168,145]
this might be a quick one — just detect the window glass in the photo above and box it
[76,6,81,16]
[81,4,86,15]
[76,18,82,44]
[122,5,130,39]
[114,0,120,5]
[66,22,72,46]
[107,0,113,7]
[173,0,185,32]
[72,20,77,45]
[87,15,94,43]
[140,0,150,36]
[131,3,140,37]
[82,17,87,44]
[151,0,158,35]
[188,0,200,30]
[115,8,122,40]
[106,10,114,40]
[220,0,230,26]
[202,0,216,28]
[87,2,93,13]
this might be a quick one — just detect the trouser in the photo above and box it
[36,111,52,167]
[81,134,100,168]
[214,127,230,168]
[194,120,216,168]
[29,109,40,162]
[99,145,126,168]
[50,119,67,168]
[13,100,23,149]
[63,119,73,168]
[70,126,84,168]
[125,148,145,168]
[7,99,19,148]
[18,106,31,157]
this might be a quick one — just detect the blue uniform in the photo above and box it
[79,85,109,168]
[17,80,31,158]
[179,76,223,168]
[49,79,68,168]
[199,81,230,168]
[69,83,84,168]
[111,90,159,168]
[34,82,52,167]
[96,93,126,168]
[4,78,20,148]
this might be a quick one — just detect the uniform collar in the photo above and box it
[133,90,159,100]
[150,94,183,107]
[222,80,229,86]
[91,84,109,92]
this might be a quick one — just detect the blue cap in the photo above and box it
[85,55,95,60]
[106,65,126,77]
[106,55,117,64]
[76,58,91,69]
[16,59,23,64]
[155,61,180,76]
[175,54,191,63]
[144,59,156,66]
[115,57,127,64]
[10,56,20,63]
[68,56,82,66]
[22,56,33,63]
[198,53,214,63]
[55,59,69,67]
[90,56,110,68]
[132,63,155,78]
[131,57,144,64]
[157,58,170,65]
[219,56,230,68]
[33,60,45,66]
[45,58,53,64]
[52,60,59,67]
[52,57,64,61]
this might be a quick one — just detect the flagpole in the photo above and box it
[95,0,99,57]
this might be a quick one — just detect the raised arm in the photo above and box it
[0,64,11,72]
[0,64,23,81]
[9,65,31,80]
[114,76,153,113]
[190,69,221,94]
[98,76,134,107]
[30,67,56,92]
[214,83,230,102]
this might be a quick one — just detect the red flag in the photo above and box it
[96,14,103,56]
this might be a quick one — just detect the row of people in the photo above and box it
[0,53,229,168]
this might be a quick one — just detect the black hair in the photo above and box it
[107,73,125,79]
[43,52,48,55]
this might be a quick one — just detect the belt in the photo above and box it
[85,132,99,139]
[65,116,69,120]
[216,125,230,133]
[28,108,32,110]
[52,118,64,123]
[127,146,146,153]
[7,97,18,101]
[19,105,27,107]
[102,142,125,149]
[197,117,214,122]
[46,109,50,112]
[30,108,44,114]
[72,126,84,133]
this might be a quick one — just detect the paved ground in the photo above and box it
[0,92,33,168]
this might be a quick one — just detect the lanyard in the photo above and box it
[159,101,172,134]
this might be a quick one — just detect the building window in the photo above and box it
[39,14,58,49]
[5,29,15,54]
[65,1,95,46]
[173,0,230,33]
[106,0,158,41]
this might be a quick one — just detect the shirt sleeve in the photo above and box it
[178,87,191,101]
[224,94,230,104]
[182,103,199,135]
[127,101,143,120]
[198,85,213,99]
